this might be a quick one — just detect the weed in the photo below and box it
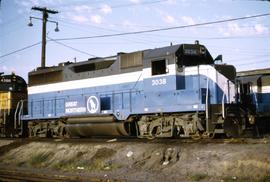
[258,175,270,182]
[52,148,118,172]
[16,161,26,167]
[221,176,270,182]
[29,152,53,167]
[189,173,208,181]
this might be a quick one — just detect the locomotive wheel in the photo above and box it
[201,132,215,139]
[223,117,243,138]
[146,126,160,139]
[59,126,70,138]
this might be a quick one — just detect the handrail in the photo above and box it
[221,85,226,119]
[222,91,225,119]
[250,84,258,112]
[227,80,230,103]
[18,101,24,126]
[18,100,24,136]
[3,109,6,125]
[14,100,22,129]
[131,72,142,90]
[205,76,209,131]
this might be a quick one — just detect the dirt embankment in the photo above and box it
[0,138,269,182]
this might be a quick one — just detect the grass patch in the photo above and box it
[52,158,76,171]
[29,152,53,167]
[87,148,117,171]
[257,175,270,182]
[222,176,242,182]
[188,173,208,181]
[221,175,270,182]
[92,148,116,159]
[53,159,118,171]
[53,148,118,171]
[53,158,120,171]
[16,161,26,167]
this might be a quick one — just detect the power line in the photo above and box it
[57,15,270,43]
[60,14,270,30]
[52,13,270,41]
[209,45,270,55]
[57,18,270,47]
[236,58,270,66]
[129,32,270,41]
[0,37,97,61]
[59,18,270,40]
[58,0,168,12]
[47,36,97,57]
[0,41,41,60]
[50,0,116,9]
[230,54,270,62]
[92,0,168,10]
[1,13,270,60]
[58,20,160,46]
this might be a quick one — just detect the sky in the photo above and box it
[0,0,270,81]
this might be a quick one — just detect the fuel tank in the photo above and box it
[65,115,130,137]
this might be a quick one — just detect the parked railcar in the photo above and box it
[21,41,254,138]
[237,68,270,134]
[0,73,27,137]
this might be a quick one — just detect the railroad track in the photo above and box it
[0,168,123,182]
[0,168,73,182]
[0,136,268,145]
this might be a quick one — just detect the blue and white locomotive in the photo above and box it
[21,41,251,138]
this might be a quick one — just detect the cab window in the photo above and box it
[151,59,166,76]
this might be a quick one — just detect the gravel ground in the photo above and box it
[0,137,269,182]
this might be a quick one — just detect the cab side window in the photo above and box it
[151,59,166,76]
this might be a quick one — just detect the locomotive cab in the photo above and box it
[0,73,27,137]
[176,42,213,68]
[138,41,242,138]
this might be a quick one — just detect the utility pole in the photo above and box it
[29,7,59,68]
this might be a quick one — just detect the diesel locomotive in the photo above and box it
[1,41,267,138]
[17,41,257,139]
[0,73,27,137]
[237,68,270,134]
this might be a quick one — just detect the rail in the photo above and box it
[0,168,114,182]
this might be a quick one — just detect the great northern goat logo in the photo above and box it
[87,96,99,113]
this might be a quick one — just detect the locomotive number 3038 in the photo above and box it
[152,78,167,86]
